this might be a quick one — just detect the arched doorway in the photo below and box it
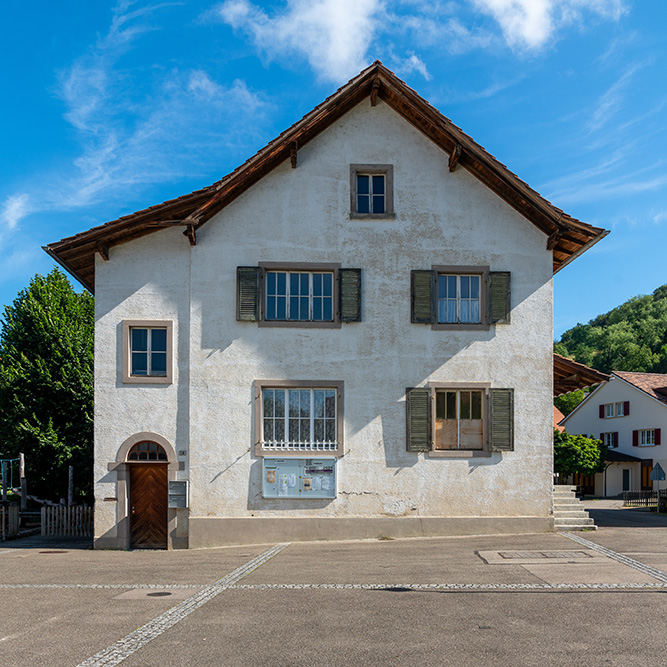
[127,442,168,549]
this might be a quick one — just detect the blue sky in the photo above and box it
[1,0,665,338]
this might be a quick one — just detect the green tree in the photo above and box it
[554,429,607,477]
[0,269,93,501]
[554,390,586,417]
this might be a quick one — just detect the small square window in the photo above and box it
[350,165,393,218]
[122,320,173,384]
[437,274,481,324]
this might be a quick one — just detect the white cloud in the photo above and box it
[471,0,627,51]
[392,54,431,81]
[216,0,383,82]
[587,63,641,133]
[0,194,31,238]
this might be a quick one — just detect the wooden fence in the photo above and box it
[41,506,93,537]
[1,503,19,540]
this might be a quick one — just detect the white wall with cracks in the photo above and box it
[93,99,554,547]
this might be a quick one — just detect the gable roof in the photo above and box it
[613,371,667,406]
[44,61,609,293]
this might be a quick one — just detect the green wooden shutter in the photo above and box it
[411,270,435,323]
[406,387,431,452]
[490,388,514,451]
[339,268,362,322]
[236,266,260,321]
[488,271,511,324]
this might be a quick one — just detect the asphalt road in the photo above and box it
[2,507,667,667]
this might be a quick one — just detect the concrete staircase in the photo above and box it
[553,485,597,531]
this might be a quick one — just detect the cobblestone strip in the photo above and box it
[563,532,667,583]
[0,583,202,590]
[76,543,289,667]
[228,582,667,590]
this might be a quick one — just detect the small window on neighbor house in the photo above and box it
[640,429,656,446]
[604,403,614,418]
[616,402,624,417]
[602,432,617,448]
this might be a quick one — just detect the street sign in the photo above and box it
[650,462,666,481]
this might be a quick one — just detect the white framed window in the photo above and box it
[437,274,481,324]
[122,320,173,384]
[435,388,484,450]
[640,429,656,446]
[265,271,334,322]
[615,402,625,417]
[602,432,617,448]
[255,381,344,456]
[604,403,614,418]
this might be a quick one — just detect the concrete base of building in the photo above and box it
[93,535,189,550]
[188,516,554,549]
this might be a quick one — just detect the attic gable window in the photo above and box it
[350,165,394,218]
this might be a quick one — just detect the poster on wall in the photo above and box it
[262,458,337,499]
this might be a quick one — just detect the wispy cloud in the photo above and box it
[214,0,383,82]
[2,0,268,237]
[587,63,642,133]
[471,0,627,51]
[0,194,31,240]
[392,54,432,81]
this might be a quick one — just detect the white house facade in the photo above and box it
[46,63,607,549]
[560,371,667,496]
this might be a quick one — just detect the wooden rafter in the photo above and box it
[448,144,462,172]
[290,141,298,169]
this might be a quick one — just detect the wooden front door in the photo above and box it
[129,464,168,549]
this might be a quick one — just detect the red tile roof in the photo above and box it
[613,371,667,406]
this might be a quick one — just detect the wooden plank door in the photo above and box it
[129,464,168,549]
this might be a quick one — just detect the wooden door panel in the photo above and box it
[130,464,168,549]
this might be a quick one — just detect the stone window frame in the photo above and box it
[349,164,395,219]
[122,319,173,384]
[253,379,344,458]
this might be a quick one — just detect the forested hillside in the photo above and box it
[555,285,667,375]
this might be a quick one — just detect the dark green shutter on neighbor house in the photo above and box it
[487,272,511,324]
[411,270,434,323]
[236,267,260,321]
[490,388,514,451]
[406,387,431,452]
[339,268,362,322]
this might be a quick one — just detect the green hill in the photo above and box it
[555,285,667,375]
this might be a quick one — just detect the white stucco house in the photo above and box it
[46,62,607,549]
[560,371,667,497]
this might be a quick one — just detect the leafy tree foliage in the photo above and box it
[554,429,607,477]
[0,269,93,501]
[554,390,586,417]
[555,285,667,374]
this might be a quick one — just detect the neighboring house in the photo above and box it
[554,406,566,433]
[560,371,667,497]
[45,62,607,549]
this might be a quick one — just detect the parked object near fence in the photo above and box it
[41,506,93,537]
[1,503,19,540]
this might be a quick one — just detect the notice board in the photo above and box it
[262,458,337,499]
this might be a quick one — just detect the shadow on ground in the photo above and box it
[587,507,667,528]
